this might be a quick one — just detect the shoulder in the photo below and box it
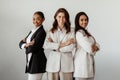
[38,27,46,34]
[48,29,53,34]
[66,27,75,35]
[46,29,54,36]
[76,29,86,36]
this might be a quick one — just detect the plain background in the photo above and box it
[0,0,120,80]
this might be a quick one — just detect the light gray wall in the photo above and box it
[0,0,120,80]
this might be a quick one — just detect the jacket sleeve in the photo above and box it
[19,31,31,49]
[43,31,60,50]
[33,30,46,48]
[59,31,75,53]
[19,40,26,49]
[28,29,46,54]
[76,30,93,54]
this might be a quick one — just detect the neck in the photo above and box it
[58,24,64,30]
[58,26,64,30]
[35,25,41,28]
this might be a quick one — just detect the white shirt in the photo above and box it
[21,26,40,49]
[57,27,66,43]
[21,26,40,66]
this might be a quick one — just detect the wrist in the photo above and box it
[25,43,29,48]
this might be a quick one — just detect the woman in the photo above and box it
[74,12,100,80]
[19,11,47,80]
[44,8,75,80]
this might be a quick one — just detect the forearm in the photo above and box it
[59,44,75,52]
[59,38,75,48]
[59,42,67,48]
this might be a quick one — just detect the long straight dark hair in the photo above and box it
[51,8,71,33]
[75,12,91,36]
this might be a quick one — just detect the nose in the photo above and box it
[60,17,63,20]
[34,20,37,23]
[61,17,65,21]
[83,20,87,24]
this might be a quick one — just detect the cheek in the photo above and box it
[63,18,66,21]
[37,20,41,23]
[62,18,66,23]
[36,20,42,24]
[79,21,82,26]
[33,20,35,24]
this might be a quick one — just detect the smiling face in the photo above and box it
[33,14,44,27]
[79,15,88,29]
[56,12,66,29]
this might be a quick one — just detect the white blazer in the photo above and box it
[43,28,75,72]
[74,30,100,78]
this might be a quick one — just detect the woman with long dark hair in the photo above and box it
[74,12,100,80]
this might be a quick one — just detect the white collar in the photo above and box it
[32,25,41,32]
[57,27,66,33]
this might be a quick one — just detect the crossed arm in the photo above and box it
[21,38,35,48]
[43,31,75,52]
[19,31,33,49]
[48,37,75,50]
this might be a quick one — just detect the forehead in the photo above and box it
[33,14,42,18]
[79,15,87,19]
[57,12,65,16]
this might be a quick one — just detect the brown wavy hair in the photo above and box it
[51,8,71,33]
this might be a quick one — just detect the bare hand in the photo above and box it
[25,39,35,48]
[48,38,53,42]
[22,38,26,42]
[25,43,29,48]
[66,38,75,46]
[29,39,35,46]
[92,45,99,53]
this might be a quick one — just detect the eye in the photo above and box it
[33,18,35,21]
[85,19,88,21]
[81,19,83,21]
[58,16,61,18]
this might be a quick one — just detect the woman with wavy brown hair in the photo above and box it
[44,8,75,80]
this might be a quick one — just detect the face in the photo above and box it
[79,15,88,28]
[33,14,44,27]
[56,12,66,29]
